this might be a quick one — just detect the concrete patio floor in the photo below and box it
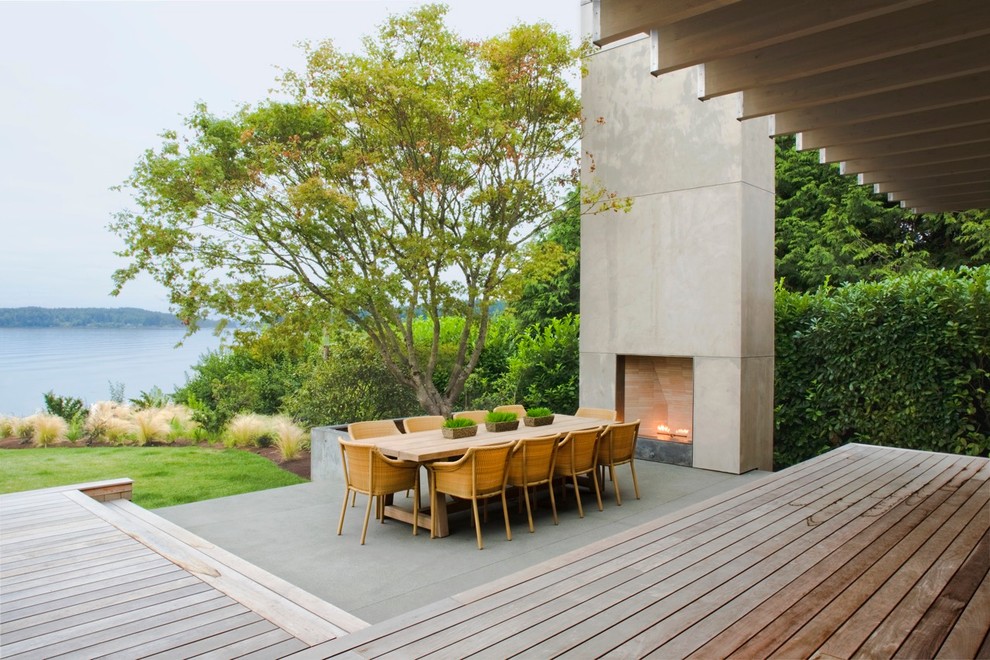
[156,462,770,624]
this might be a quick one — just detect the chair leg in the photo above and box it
[591,467,604,512]
[523,484,534,533]
[610,464,622,506]
[351,490,357,507]
[571,473,584,518]
[412,477,420,536]
[360,493,374,545]
[337,486,350,536]
[471,498,483,550]
[630,460,641,499]
[548,482,558,525]
[429,482,437,539]
[501,489,512,542]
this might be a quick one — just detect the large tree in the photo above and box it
[112,5,589,415]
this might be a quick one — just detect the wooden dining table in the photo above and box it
[352,414,611,537]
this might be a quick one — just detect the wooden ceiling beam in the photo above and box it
[651,0,927,75]
[911,202,990,213]
[874,171,990,194]
[725,36,990,117]
[886,182,990,202]
[797,101,990,149]
[900,195,990,211]
[820,125,990,163]
[592,0,742,46]
[841,143,990,175]
[677,0,990,85]
[854,158,990,186]
[772,71,990,132]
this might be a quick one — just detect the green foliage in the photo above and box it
[0,447,305,508]
[443,417,476,428]
[526,407,553,418]
[500,315,579,414]
[43,391,86,422]
[775,136,990,292]
[513,189,581,329]
[485,411,518,423]
[774,267,990,467]
[282,329,419,427]
[112,5,588,415]
[130,386,171,410]
[173,346,301,433]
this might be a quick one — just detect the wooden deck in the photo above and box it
[0,480,366,659]
[287,444,990,659]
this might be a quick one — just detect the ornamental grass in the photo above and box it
[31,414,68,447]
[270,416,308,461]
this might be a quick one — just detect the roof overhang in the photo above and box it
[593,0,990,213]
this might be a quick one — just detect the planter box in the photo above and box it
[524,415,555,427]
[485,420,520,433]
[442,425,478,439]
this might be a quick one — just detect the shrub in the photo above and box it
[224,413,272,448]
[0,416,14,438]
[485,411,518,423]
[443,417,476,428]
[43,391,87,422]
[130,386,171,410]
[31,414,68,447]
[174,347,302,433]
[132,409,170,446]
[774,267,990,467]
[283,330,419,426]
[270,416,307,461]
[65,414,86,443]
[499,315,579,413]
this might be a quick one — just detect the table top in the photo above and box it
[354,414,611,462]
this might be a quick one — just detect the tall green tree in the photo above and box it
[775,136,990,291]
[112,5,591,416]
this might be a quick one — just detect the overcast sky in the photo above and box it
[0,1,580,312]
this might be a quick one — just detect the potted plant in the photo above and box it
[523,407,555,427]
[485,411,519,433]
[441,417,477,439]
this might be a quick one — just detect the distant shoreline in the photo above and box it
[0,307,217,329]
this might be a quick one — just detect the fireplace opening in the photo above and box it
[617,355,694,464]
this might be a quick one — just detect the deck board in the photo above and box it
[0,482,366,659]
[289,444,989,659]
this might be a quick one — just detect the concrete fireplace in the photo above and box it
[580,1,775,473]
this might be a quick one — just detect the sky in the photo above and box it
[0,0,581,313]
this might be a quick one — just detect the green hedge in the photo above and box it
[775,267,990,468]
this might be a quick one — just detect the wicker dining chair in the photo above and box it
[348,419,403,440]
[427,442,514,549]
[402,415,445,434]
[507,434,560,532]
[337,439,419,545]
[347,419,405,504]
[493,404,527,418]
[554,427,604,518]
[575,407,618,421]
[597,420,641,506]
[452,410,490,424]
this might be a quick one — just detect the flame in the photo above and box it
[657,424,671,435]
[676,428,690,436]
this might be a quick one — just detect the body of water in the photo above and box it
[0,328,222,416]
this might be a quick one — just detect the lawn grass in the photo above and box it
[0,446,306,509]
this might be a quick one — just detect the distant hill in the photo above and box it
[0,307,204,328]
